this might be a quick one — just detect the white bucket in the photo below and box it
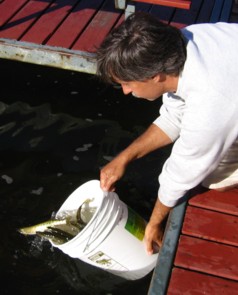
[52,180,158,280]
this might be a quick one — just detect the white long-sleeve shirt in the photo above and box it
[153,22,238,207]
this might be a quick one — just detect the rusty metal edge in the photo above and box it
[147,198,187,295]
[0,38,97,74]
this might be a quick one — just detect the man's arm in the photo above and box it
[144,197,172,255]
[100,123,172,191]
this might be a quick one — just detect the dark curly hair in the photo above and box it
[96,12,187,84]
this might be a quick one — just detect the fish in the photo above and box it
[47,226,75,240]
[18,219,68,235]
[36,226,75,244]
[18,198,96,245]
[36,230,68,245]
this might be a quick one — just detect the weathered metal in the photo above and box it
[148,200,187,295]
[0,38,97,74]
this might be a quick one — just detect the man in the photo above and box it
[96,12,238,255]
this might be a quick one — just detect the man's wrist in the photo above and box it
[149,197,172,225]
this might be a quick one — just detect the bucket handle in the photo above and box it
[83,192,107,252]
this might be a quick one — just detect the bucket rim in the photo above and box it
[53,180,106,247]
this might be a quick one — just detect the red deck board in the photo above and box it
[167,268,238,295]
[74,0,157,52]
[0,0,52,40]
[182,206,238,246]
[0,0,27,27]
[0,0,221,53]
[189,188,238,216]
[72,0,159,52]
[21,0,79,44]
[72,0,122,52]
[46,0,104,48]
[174,235,238,281]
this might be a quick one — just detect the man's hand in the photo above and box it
[145,221,165,255]
[100,124,172,192]
[100,156,127,191]
[144,198,172,255]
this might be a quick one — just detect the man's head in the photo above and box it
[96,12,187,86]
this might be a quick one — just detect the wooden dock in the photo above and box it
[1,0,237,294]
[148,187,238,294]
[0,0,232,74]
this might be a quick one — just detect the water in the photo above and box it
[0,58,171,294]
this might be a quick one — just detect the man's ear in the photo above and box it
[152,73,166,83]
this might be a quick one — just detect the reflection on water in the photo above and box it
[0,59,170,294]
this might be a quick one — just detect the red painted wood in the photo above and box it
[133,0,191,9]
[182,206,238,246]
[167,268,238,295]
[189,188,238,216]
[0,0,28,27]
[174,235,238,281]
[46,0,104,48]
[72,0,122,52]
[72,0,156,52]
[0,0,52,40]
[22,0,79,44]
[0,0,222,54]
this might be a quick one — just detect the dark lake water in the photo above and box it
[0,58,171,295]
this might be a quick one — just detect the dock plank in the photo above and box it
[167,268,238,295]
[171,0,204,28]
[21,0,79,44]
[0,0,28,27]
[0,0,52,40]
[0,0,235,74]
[150,5,175,24]
[72,0,122,52]
[182,206,238,246]
[46,0,104,48]
[196,0,216,23]
[189,188,238,215]
[210,0,225,22]
[174,235,238,281]
[221,0,234,21]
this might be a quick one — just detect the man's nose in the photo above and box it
[121,84,132,95]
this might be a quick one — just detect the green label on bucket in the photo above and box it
[125,207,146,241]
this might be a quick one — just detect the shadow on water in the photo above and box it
[0,59,171,294]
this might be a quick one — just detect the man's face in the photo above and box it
[115,77,164,101]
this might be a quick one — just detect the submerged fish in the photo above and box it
[36,230,67,245]
[18,198,96,245]
[18,219,68,235]
[36,226,75,245]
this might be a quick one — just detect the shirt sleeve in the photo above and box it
[156,91,238,207]
[153,92,185,142]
